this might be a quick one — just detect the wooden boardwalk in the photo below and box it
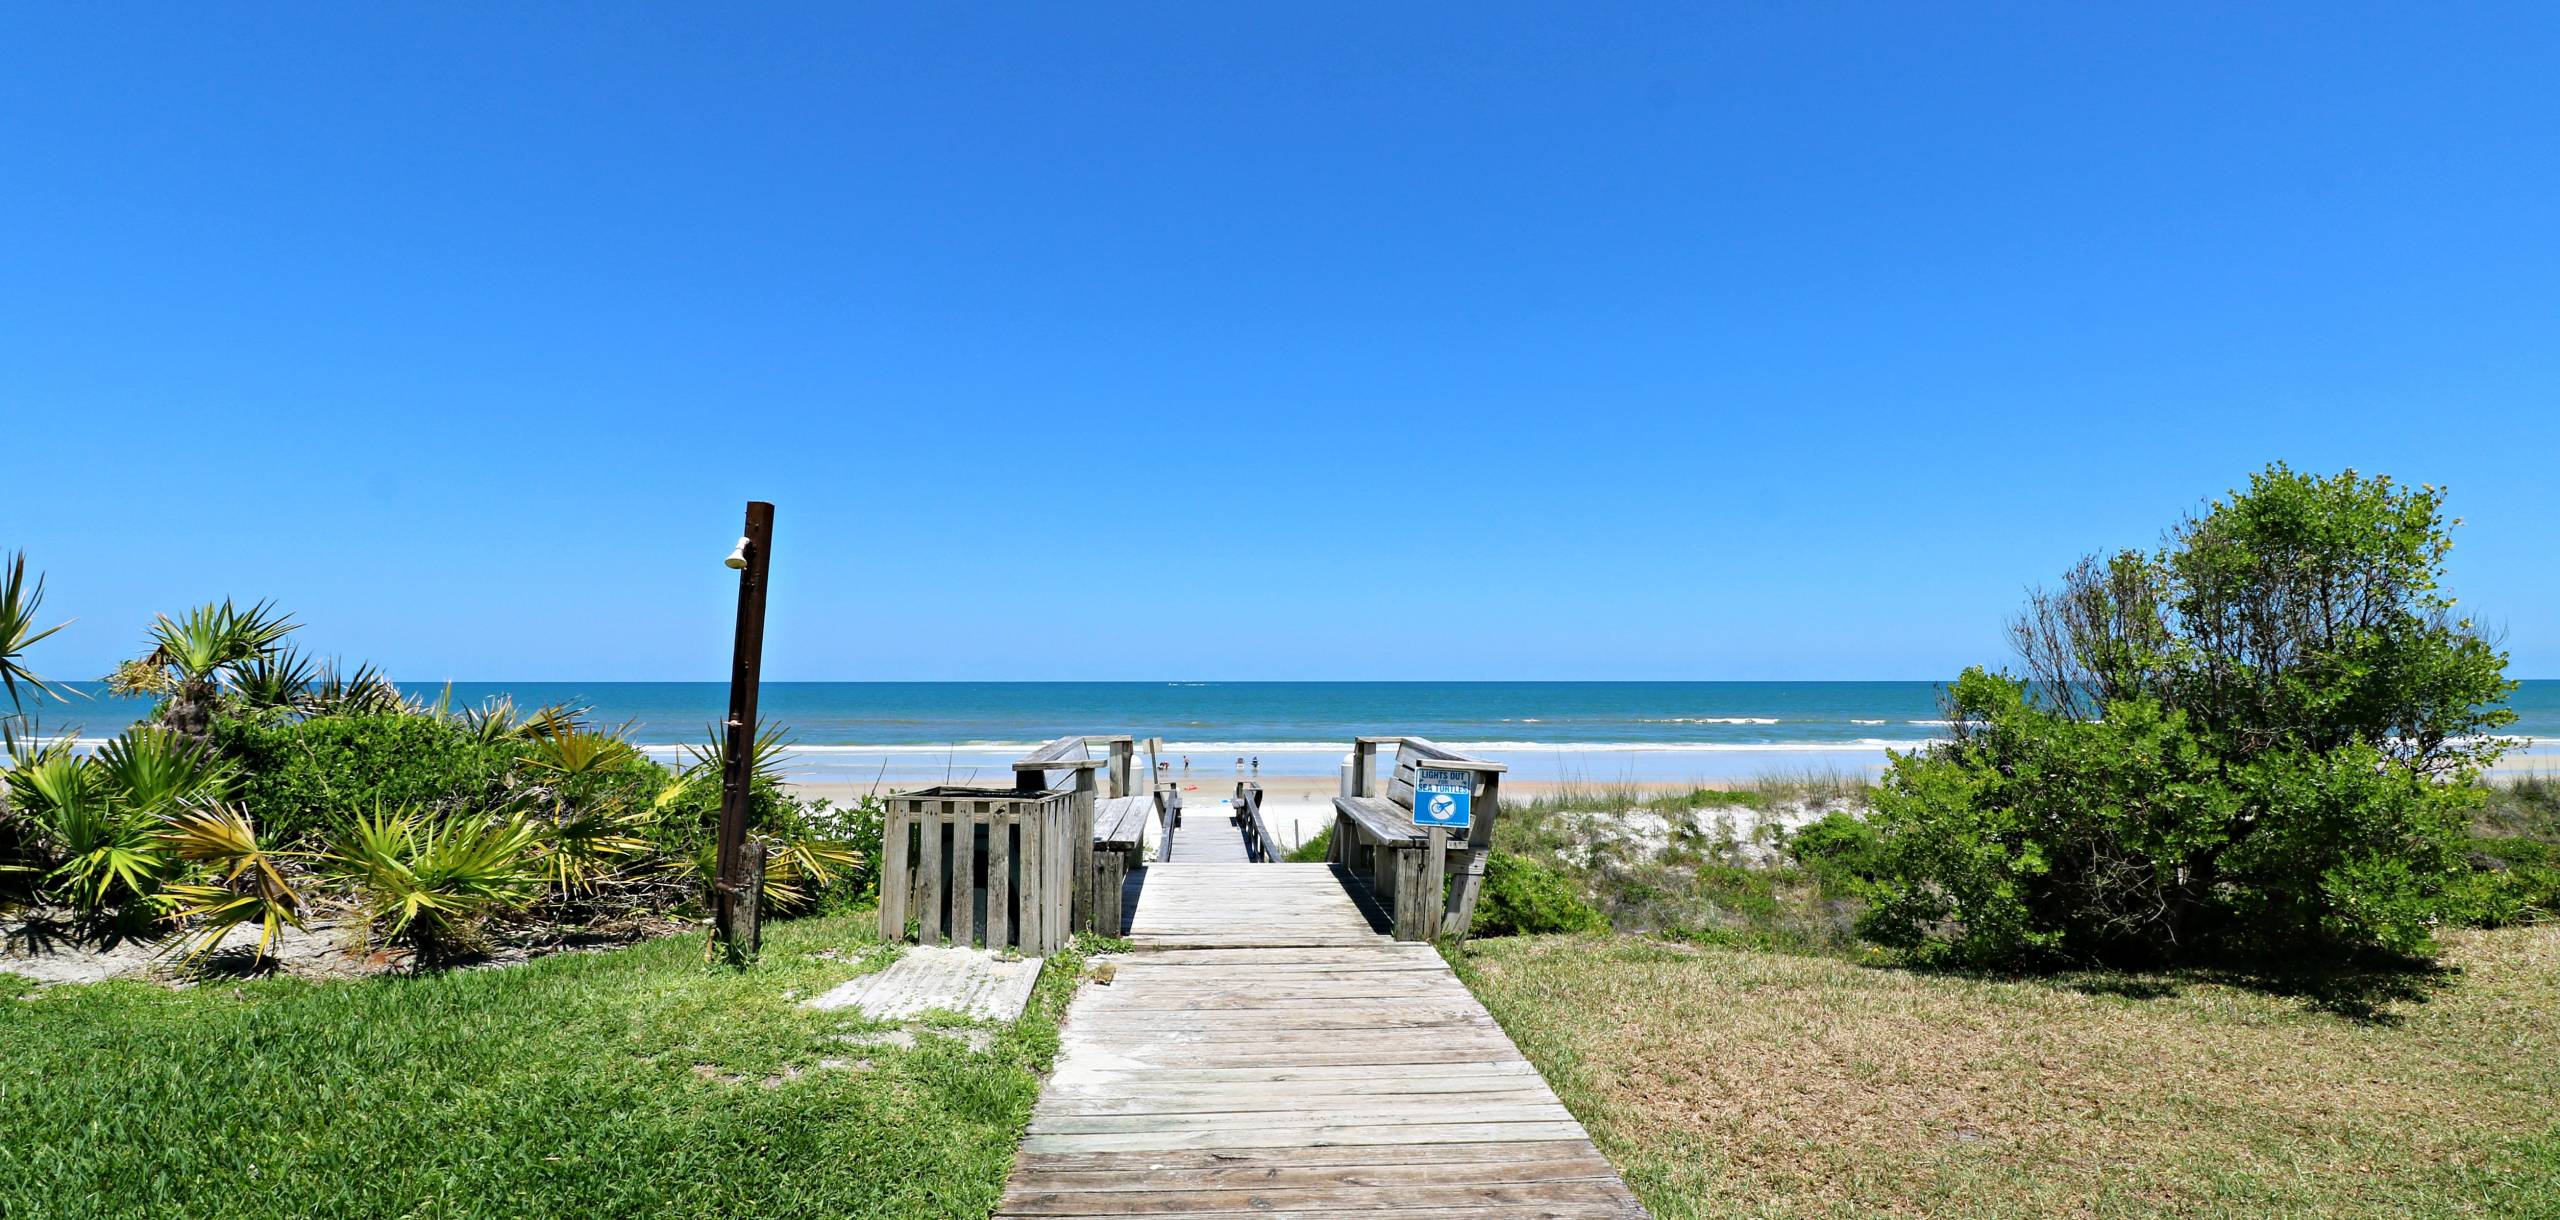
[1160,797,1254,865]
[999,863,1648,1218]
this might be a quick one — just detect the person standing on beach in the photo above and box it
[1182,755,1190,776]
[1251,755,1259,777]
[1235,756,1244,776]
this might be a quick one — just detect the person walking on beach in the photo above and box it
[1181,755,1190,776]
[1251,755,1260,777]
[1235,756,1245,776]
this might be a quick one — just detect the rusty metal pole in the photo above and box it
[714,500,775,965]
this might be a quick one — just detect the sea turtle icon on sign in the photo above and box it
[1414,767,1472,830]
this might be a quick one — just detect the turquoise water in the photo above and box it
[34,680,2560,785]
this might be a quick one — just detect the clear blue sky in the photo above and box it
[7,4,2556,681]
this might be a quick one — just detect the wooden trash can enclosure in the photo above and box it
[879,786,1079,955]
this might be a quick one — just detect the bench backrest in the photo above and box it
[1013,734,1095,794]
[1356,736,1504,847]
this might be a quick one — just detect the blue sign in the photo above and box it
[1413,767,1472,830]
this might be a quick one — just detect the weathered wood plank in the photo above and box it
[988,811,1013,950]
[1021,1120,1598,1154]
[1012,1139,1608,1174]
[878,802,909,941]
[919,807,946,946]
[952,804,979,947]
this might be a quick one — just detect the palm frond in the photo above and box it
[142,600,298,683]
[94,727,236,814]
[159,804,306,963]
[534,801,654,894]
[0,552,75,713]
[523,726,638,777]
[306,660,409,717]
[685,719,794,787]
[225,647,319,710]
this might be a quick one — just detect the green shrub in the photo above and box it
[1860,467,2514,968]
[214,713,522,845]
[1285,823,1332,863]
[1788,810,1882,889]
[2455,836,2560,926]
[1471,851,1608,937]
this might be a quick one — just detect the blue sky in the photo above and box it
[6,4,2556,681]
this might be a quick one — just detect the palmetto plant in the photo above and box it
[326,807,544,966]
[6,752,167,916]
[533,801,654,895]
[765,835,863,911]
[304,661,411,718]
[94,727,235,814]
[674,831,861,914]
[685,719,793,787]
[524,726,639,778]
[225,647,321,711]
[159,804,306,964]
[121,600,297,742]
[458,697,592,747]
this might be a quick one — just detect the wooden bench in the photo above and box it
[1330,736,1506,941]
[1013,734,1145,938]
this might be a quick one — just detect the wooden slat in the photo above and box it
[1020,793,1047,952]
[953,803,979,947]
[879,801,909,941]
[989,809,1013,951]
[920,806,947,947]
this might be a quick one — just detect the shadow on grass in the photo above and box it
[2006,953,2460,1025]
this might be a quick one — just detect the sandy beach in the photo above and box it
[787,770,1718,858]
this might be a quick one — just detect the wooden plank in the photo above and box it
[1332,796,1417,845]
[952,803,979,948]
[989,809,1013,951]
[1420,827,1446,941]
[1020,794,1046,953]
[1074,770,1098,934]
[879,802,910,941]
[1012,1139,1605,1173]
[998,1196,1638,1217]
[1051,795,1072,950]
[1097,850,1126,938]
[917,805,945,946]
[999,1178,1639,1216]
[1021,1120,1598,1154]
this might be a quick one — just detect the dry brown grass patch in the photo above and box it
[1454,928,2560,1218]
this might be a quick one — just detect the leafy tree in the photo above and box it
[1861,465,2513,967]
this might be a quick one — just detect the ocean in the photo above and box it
[33,680,2560,786]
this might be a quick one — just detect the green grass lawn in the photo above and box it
[0,915,1074,1219]
[1452,926,2560,1219]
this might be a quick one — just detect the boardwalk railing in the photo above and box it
[1330,736,1506,941]
[880,786,1078,953]
[882,732,1159,949]
[1152,781,1183,861]
[1233,781,1276,863]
